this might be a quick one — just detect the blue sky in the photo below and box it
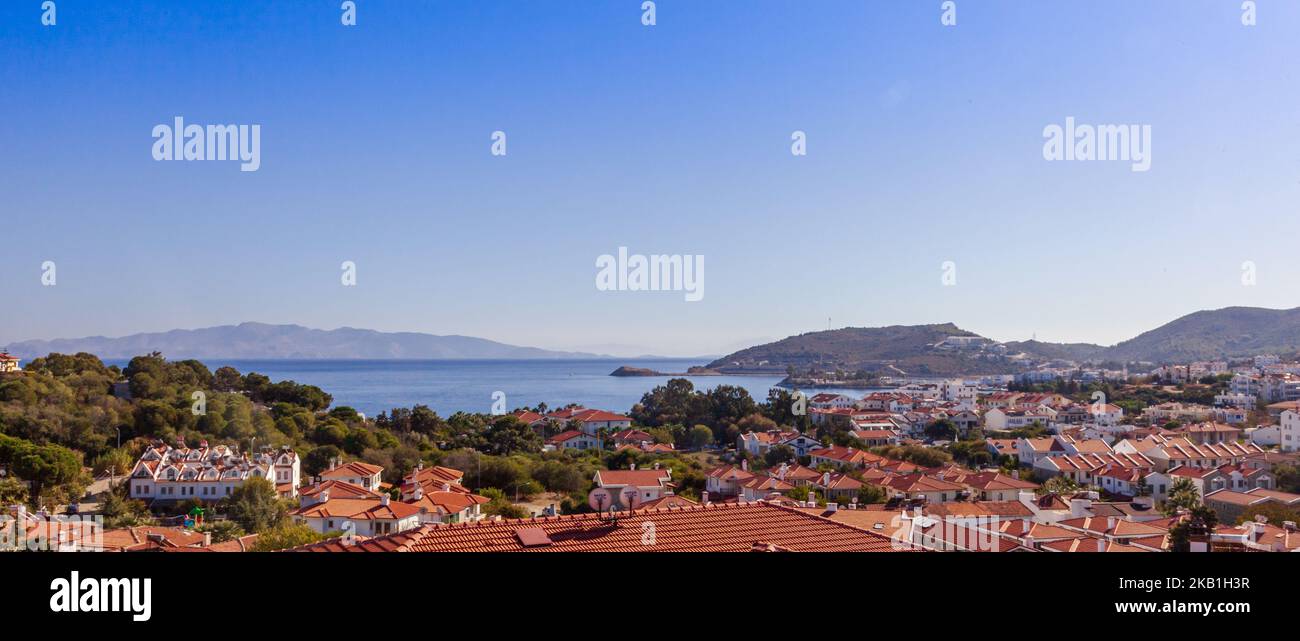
[2,1,1298,357]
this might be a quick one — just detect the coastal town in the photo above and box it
[3,346,1298,554]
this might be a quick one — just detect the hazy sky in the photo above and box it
[2,1,1298,357]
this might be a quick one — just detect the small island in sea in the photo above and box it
[609,365,721,377]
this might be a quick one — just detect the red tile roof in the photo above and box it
[289,502,902,552]
[595,469,671,487]
[321,461,384,479]
[406,489,490,514]
[950,471,1039,492]
[98,526,208,552]
[571,409,632,423]
[546,429,588,444]
[301,479,380,500]
[881,473,966,494]
[293,497,422,521]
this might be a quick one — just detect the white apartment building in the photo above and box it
[1282,410,1300,453]
[1215,393,1256,409]
[129,440,300,502]
[1261,374,1300,403]
[1231,373,1261,397]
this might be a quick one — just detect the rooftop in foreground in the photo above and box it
[290,501,902,553]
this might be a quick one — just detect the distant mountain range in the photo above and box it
[706,307,1300,376]
[5,323,610,360]
[9,306,1299,367]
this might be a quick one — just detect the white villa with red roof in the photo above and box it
[0,351,20,373]
[594,465,673,509]
[738,430,822,458]
[547,407,632,435]
[319,460,383,491]
[129,439,300,502]
[293,462,487,534]
[293,490,422,537]
[808,392,856,410]
[546,430,602,451]
[399,464,490,524]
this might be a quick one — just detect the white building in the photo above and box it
[593,466,673,509]
[940,379,978,408]
[1246,424,1281,448]
[808,393,855,410]
[128,439,300,502]
[292,489,422,537]
[1282,410,1300,453]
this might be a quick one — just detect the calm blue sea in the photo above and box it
[105,358,799,418]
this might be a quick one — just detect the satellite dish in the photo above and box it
[588,488,612,512]
[621,486,644,510]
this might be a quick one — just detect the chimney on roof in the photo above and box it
[826,502,839,513]
[630,463,636,471]
[1012,469,1020,480]
[1106,517,1116,531]
[653,462,660,470]
[777,463,788,480]
[821,472,831,486]
[381,494,390,506]
[1096,538,1106,552]
[413,484,424,500]
[1022,520,1030,535]
[319,488,330,503]
[1283,521,1296,532]
[701,491,709,505]
[740,459,748,472]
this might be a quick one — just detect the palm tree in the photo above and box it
[1162,477,1200,516]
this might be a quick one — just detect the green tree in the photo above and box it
[1162,477,1201,515]
[196,519,245,543]
[223,476,288,533]
[1236,502,1300,526]
[856,484,886,505]
[689,424,714,449]
[252,522,331,551]
[479,487,528,518]
[91,448,134,477]
[0,434,86,504]
[303,445,341,477]
[925,419,958,441]
[1168,505,1219,552]
[1039,475,1078,496]
[764,444,795,468]
[486,416,542,455]
[0,477,29,506]
[213,366,243,392]
[100,484,151,528]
